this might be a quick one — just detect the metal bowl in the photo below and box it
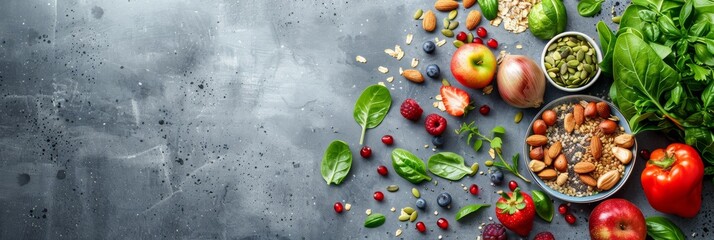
[523,95,637,203]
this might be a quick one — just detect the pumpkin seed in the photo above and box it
[467,32,474,43]
[485,160,494,167]
[566,55,575,61]
[577,65,583,71]
[448,21,459,30]
[398,214,410,221]
[514,111,523,123]
[412,188,420,198]
[577,50,585,62]
[548,72,557,78]
[403,207,415,215]
[567,60,579,67]
[409,211,418,222]
[548,44,557,51]
[584,64,594,73]
[580,71,588,79]
[560,63,568,75]
[586,55,593,64]
[547,68,559,73]
[443,18,450,28]
[448,10,458,20]
[568,68,576,74]
[441,29,454,37]
[413,9,423,20]
[545,62,553,69]
[470,163,479,176]
[553,52,562,60]
[566,41,577,47]
[453,40,464,48]
[545,56,555,65]
[387,185,399,192]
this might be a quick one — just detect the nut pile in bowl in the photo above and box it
[525,98,635,198]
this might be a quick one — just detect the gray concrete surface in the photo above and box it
[0,0,712,239]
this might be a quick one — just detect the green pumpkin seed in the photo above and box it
[412,188,420,198]
[544,62,553,69]
[566,41,576,47]
[580,71,588,79]
[562,73,569,80]
[453,40,464,48]
[584,64,593,73]
[387,185,399,192]
[403,207,415,215]
[548,72,557,78]
[485,160,494,167]
[587,49,594,56]
[576,50,585,62]
[470,163,479,176]
[567,60,579,67]
[443,18,450,28]
[560,64,568,75]
[448,10,458,20]
[514,111,523,123]
[585,55,593,64]
[568,84,580,88]
[548,44,557,51]
[547,68,559,73]
[398,214,410,221]
[467,32,474,43]
[409,211,418,222]
[441,29,454,37]
[448,21,459,30]
[553,52,562,61]
[556,60,564,68]
[568,68,576,74]
[566,55,575,61]
[576,65,583,71]
[545,56,555,65]
[413,9,423,20]
[581,45,589,52]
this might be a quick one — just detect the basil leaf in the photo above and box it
[658,16,681,38]
[491,137,503,150]
[649,42,672,59]
[638,9,657,22]
[364,213,386,228]
[597,21,617,74]
[428,152,474,181]
[353,85,392,145]
[392,148,432,184]
[492,126,506,135]
[578,0,605,17]
[455,204,490,221]
[474,139,483,152]
[646,216,685,240]
[321,140,352,185]
[680,0,694,26]
[531,190,554,222]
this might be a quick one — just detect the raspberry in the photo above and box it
[400,98,423,121]
[424,114,447,136]
[533,232,555,240]
[482,223,507,240]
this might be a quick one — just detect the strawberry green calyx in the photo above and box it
[497,188,526,215]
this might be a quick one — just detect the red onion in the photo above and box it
[497,55,546,108]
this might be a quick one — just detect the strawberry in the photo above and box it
[495,188,535,237]
[440,85,472,117]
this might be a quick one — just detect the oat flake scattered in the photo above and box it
[395,228,403,237]
[411,58,419,68]
[399,67,404,75]
[378,82,386,86]
[436,38,446,47]
[378,66,389,74]
[490,0,539,33]
[391,207,396,212]
[386,76,394,83]
[516,44,523,49]
[406,34,413,45]
[489,148,496,159]
[355,55,367,63]
[366,209,372,215]
[345,203,352,211]
[385,48,397,57]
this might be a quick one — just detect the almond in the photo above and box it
[556,173,568,186]
[597,102,611,118]
[579,174,597,187]
[564,113,575,133]
[434,0,459,11]
[422,10,437,32]
[573,104,584,126]
[530,147,544,160]
[402,69,424,83]
[612,146,633,165]
[554,154,567,172]
[584,102,598,118]
[543,150,553,166]
[597,170,621,190]
[529,160,546,172]
[548,141,562,159]
[538,169,557,180]
[465,10,481,30]
[599,120,617,134]
[574,162,596,174]
[463,0,476,8]
[614,134,635,148]
[526,134,548,147]
[591,136,602,160]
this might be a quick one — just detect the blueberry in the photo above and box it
[422,41,436,53]
[416,198,427,209]
[432,136,445,147]
[436,192,452,207]
[490,169,504,185]
[426,64,440,78]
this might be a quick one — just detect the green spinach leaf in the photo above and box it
[364,213,386,228]
[597,21,617,74]
[321,140,353,185]
[646,216,686,240]
[455,204,490,221]
[353,85,392,145]
[578,0,605,17]
[428,152,474,181]
[391,148,432,184]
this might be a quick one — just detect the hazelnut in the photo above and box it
[542,110,557,126]
[599,120,618,134]
[584,102,597,118]
[533,119,547,135]
[554,154,567,172]
[530,147,544,160]
[596,102,610,118]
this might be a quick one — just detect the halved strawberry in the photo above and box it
[440,85,472,117]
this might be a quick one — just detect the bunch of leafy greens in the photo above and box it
[597,0,714,180]
[456,122,531,183]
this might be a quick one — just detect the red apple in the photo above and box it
[589,199,647,240]
[450,43,497,89]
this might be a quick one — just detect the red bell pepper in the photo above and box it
[641,143,704,218]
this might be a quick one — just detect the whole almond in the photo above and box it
[564,113,575,133]
[530,147,544,160]
[548,141,562,159]
[465,10,481,30]
[402,69,424,83]
[554,154,567,172]
[422,10,437,32]
[574,162,596,174]
[573,104,584,126]
[597,102,611,118]
[584,102,597,118]
[529,160,546,172]
[597,170,621,190]
[599,120,617,134]
[591,136,603,160]
[526,134,548,147]
[579,174,597,187]
[556,173,568,186]
[538,169,557,180]
[463,0,476,8]
[544,150,553,166]
[614,134,635,148]
[612,146,633,165]
[434,0,459,11]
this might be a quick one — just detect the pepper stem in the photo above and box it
[650,154,676,170]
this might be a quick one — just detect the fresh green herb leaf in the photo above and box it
[353,85,392,145]
[474,139,483,152]
[364,214,386,228]
[578,0,605,17]
[531,190,554,222]
[646,216,685,240]
[321,140,353,185]
[427,152,474,181]
[391,148,432,184]
[455,121,530,183]
[491,137,503,150]
[492,126,506,135]
[455,204,491,221]
[597,21,617,74]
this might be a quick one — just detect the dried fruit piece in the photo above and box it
[554,154,567,172]
[574,162,596,174]
[597,170,620,190]
[599,120,617,134]
[529,160,546,172]
[526,135,548,147]
[434,0,459,11]
[591,136,603,160]
[530,147,544,160]
[584,102,597,118]
[423,10,437,32]
[538,169,557,180]
[556,173,568,186]
[579,174,597,187]
[403,69,425,83]
[465,10,482,30]
[464,0,476,8]
[612,147,633,165]
[574,104,584,126]
[614,134,635,148]
[548,141,562,159]
[596,102,610,118]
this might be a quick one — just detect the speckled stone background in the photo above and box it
[0,0,712,239]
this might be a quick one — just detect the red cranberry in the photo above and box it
[476,27,487,38]
[437,218,449,229]
[473,38,483,44]
[565,213,576,224]
[373,191,384,201]
[558,203,568,215]
[640,149,650,159]
[334,202,343,213]
[479,105,490,116]
[381,135,394,145]
[377,165,388,176]
[487,38,498,49]
[508,181,518,191]
[456,31,467,42]
[416,221,426,232]
[469,184,479,195]
[360,146,372,158]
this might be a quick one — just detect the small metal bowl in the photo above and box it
[540,31,603,92]
[523,95,637,203]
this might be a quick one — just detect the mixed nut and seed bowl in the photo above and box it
[523,95,637,203]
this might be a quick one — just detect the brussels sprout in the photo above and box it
[528,0,567,40]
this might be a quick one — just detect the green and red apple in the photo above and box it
[450,43,497,89]
[589,198,647,240]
